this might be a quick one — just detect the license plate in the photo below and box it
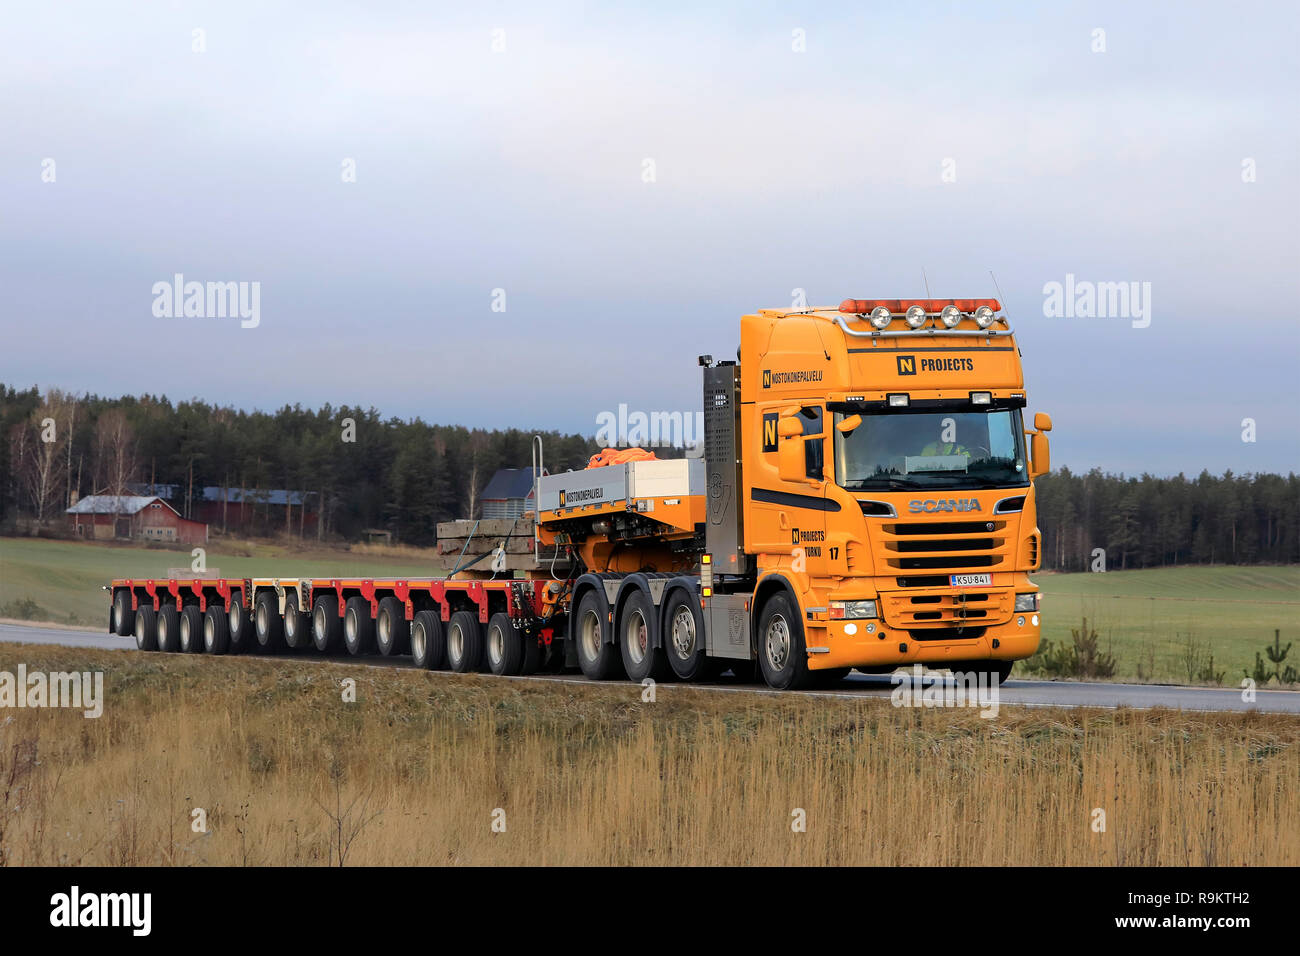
[950,573,992,587]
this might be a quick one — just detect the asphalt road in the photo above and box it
[2,621,1297,714]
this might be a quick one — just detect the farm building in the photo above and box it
[66,495,209,545]
[126,483,317,533]
[479,469,537,519]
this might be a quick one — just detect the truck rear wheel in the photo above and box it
[573,589,623,681]
[619,590,668,682]
[313,595,344,653]
[343,596,375,656]
[134,605,158,651]
[255,591,285,654]
[179,605,204,653]
[283,591,310,650]
[112,590,135,637]
[204,605,230,654]
[411,609,446,669]
[663,588,707,681]
[228,597,253,654]
[376,596,409,656]
[757,593,813,690]
[157,605,181,653]
[485,611,525,675]
[445,610,483,672]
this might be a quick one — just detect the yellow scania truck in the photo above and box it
[108,296,1051,691]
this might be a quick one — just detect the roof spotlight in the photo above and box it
[904,305,927,329]
[973,305,996,329]
[940,305,963,328]
[869,306,892,330]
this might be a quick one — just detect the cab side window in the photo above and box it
[800,406,824,479]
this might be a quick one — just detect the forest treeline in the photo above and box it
[2,383,1297,564]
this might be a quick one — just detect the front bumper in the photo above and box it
[804,612,1040,670]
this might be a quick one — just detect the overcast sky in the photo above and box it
[2,1,1297,475]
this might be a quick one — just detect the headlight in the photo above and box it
[973,305,996,328]
[940,305,963,328]
[831,599,878,619]
[1014,592,1039,612]
[869,306,892,330]
[904,305,927,329]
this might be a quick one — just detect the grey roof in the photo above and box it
[67,495,178,516]
[480,468,536,501]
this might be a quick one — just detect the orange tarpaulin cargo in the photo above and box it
[586,448,658,469]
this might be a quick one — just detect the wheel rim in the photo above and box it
[488,624,504,666]
[204,616,214,648]
[579,609,601,662]
[314,606,325,641]
[764,614,790,672]
[448,623,463,662]
[378,612,390,647]
[285,604,296,639]
[624,609,648,665]
[232,604,242,631]
[136,618,145,645]
[180,617,190,648]
[412,622,426,661]
[257,604,267,636]
[670,606,695,661]
[345,609,357,644]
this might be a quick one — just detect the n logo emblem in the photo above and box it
[896,355,916,376]
[762,369,771,389]
[558,490,566,507]
[762,412,778,452]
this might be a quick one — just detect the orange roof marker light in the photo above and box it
[833,298,1012,338]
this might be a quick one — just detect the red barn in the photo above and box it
[67,495,208,546]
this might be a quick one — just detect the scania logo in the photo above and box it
[909,498,983,513]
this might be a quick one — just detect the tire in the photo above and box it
[179,605,204,653]
[312,595,344,653]
[485,611,525,676]
[376,596,409,657]
[283,591,310,650]
[134,605,158,651]
[228,596,253,655]
[663,588,707,681]
[445,609,483,673]
[343,596,375,656]
[756,593,813,690]
[203,605,230,654]
[156,605,181,653]
[573,589,623,681]
[411,609,446,670]
[618,590,668,682]
[112,590,135,637]
[255,591,285,654]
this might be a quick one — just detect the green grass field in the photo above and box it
[1,537,1295,685]
[1028,566,1299,685]
[0,536,447,627]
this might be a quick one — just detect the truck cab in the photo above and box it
[703,297,1051,688]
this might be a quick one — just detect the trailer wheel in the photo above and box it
[445,610,483,673]
[756,593,813,690]
[662,588,707,681]
[376,596,409,656]
[573,589,623,681]
[282,591,310,650]
[312,595,344,653]
[156,605,181,653]
[618,590,668,682]
[485,612,525,675]
[112,590,136,637]
[255,591,285,654]
[228,596,252,655]
[179,605,205,653]
[411,609,446,669]
[134,606,158,651]
[343,596,375,656]
[204,605,230,654]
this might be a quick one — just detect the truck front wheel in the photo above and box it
[757,593,813,690]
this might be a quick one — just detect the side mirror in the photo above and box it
[777,417,802,438]
[836,414,862,434]
[1034,412,1053,432]
[1029,431,1050,478]
[776,411,818,484]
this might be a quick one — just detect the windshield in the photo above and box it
[834,407,1029,491]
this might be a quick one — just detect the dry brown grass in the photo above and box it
[0,643,1296,866]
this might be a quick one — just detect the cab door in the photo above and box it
[745,402,831,576]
